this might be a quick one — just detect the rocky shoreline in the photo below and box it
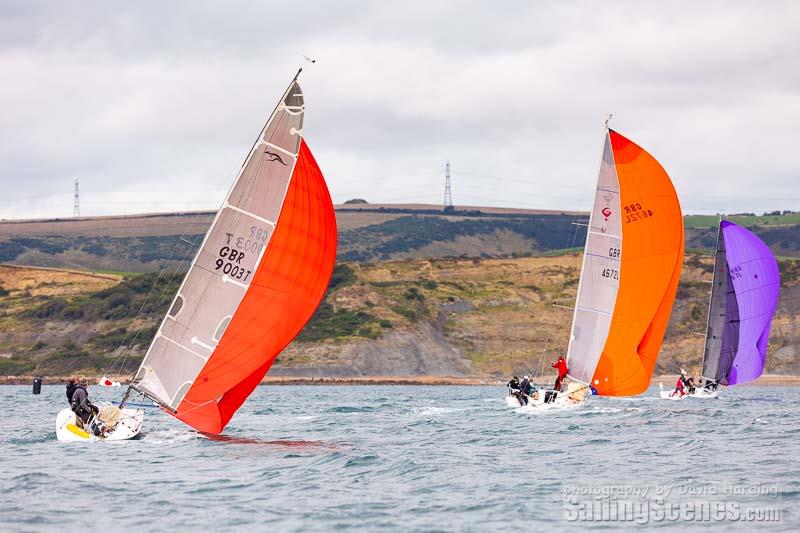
[3,374,800,386]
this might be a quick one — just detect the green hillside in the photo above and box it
[1,208,798,273]
[2,253,799,379]
[684,211,800,228]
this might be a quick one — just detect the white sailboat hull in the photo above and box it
[658,390,686,400]
[658,382,686,400]
[56,404,144,442]
[688,388,719,399]
[506,395,523,407]
[657,383,718,400]
[506,386,590,410]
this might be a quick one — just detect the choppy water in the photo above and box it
[1,384,798,531]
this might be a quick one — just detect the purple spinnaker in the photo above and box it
[721,221,780,385]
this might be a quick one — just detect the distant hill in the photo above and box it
[1,205,798,272]
[2,255,798,379]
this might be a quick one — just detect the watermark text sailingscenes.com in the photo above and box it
[562,482,782,524]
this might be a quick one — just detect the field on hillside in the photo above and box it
[684,211,800,228]
[2,254,798,379]
[2,208,799,274]
[0,207,591,270]
[6,204,800,272]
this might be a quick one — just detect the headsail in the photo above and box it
[701,221,779,386]
[566,130,684,396]
[131,75,337,433]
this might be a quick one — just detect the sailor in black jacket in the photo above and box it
[66,376,78,405]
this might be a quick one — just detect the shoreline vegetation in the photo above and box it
[3,374,800,387]
[3,255,799,379]
[2,208,798,382]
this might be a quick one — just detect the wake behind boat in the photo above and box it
[507,126,684,410]
[56,70,337,441]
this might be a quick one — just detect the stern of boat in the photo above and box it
[56,403,144,442]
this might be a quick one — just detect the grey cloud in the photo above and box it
[0,1,798,219]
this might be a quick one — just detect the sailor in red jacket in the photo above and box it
[552,355,568,391]
[672,370,687,397]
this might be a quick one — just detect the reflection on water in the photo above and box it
[202,432,347,451]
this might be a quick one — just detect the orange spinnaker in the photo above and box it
[173,140,337,433]
[591,130,684,395]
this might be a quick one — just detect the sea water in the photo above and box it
[1,384,797,531]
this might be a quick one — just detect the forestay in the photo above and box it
[131,75,337,433]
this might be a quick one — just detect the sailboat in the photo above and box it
[659,220,780,400]
[56,70,337,440]
[508,127,684,409]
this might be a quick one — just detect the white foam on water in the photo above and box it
[591,406,623,413]
[141,429,201,444]
[514,402,583,415]
[411,406,459,416]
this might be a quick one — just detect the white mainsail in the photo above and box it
[566,132,622,384]
[133,79,305,409]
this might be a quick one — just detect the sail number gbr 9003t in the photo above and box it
[214,225,270,282]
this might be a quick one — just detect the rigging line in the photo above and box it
[105,214,209,377]
[102,213,207,375]
[131,135,283,380]
[123,222,203,351]
[110,164,247,354]
[534,211,588,378]
[533,218,581,382]
[331,171,440,183]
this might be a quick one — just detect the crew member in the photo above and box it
[671,375,686,397]
[685,375,697,395]
[551,355,568,391]
[66,376,78,405]
[507,376,523,405]
[507,376,520,392]
[71,378,100,432]
[519,375,533,405]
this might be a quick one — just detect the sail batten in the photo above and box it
[131,77,337,433]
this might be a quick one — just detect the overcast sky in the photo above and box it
[1,1,798,219]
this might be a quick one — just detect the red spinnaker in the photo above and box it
[173,141,337,433]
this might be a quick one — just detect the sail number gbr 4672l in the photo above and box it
[602,246,620,280]
[623,202,653,223]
